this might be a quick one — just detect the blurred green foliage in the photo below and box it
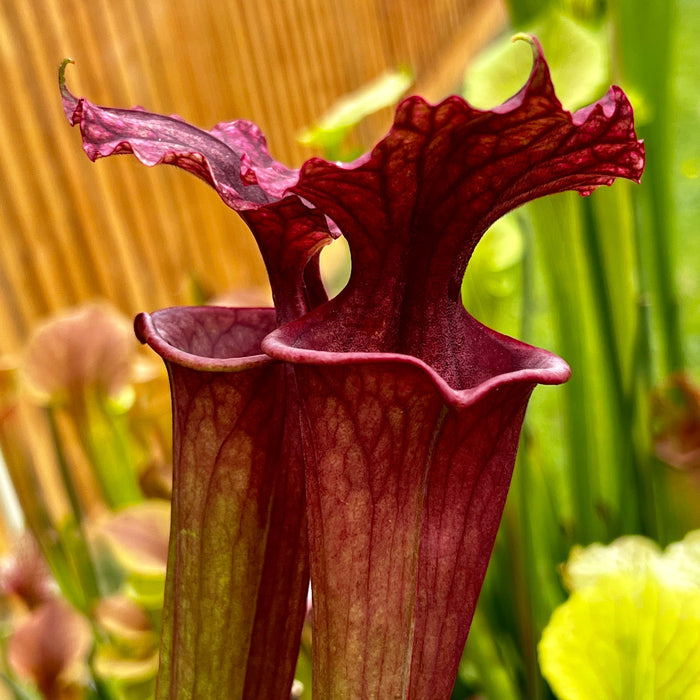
[539,532,700,698]
[0,1,697,697]
[453,0,700,698]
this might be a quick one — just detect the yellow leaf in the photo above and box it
[540,531,700,699]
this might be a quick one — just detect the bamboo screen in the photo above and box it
[0,0,506,354]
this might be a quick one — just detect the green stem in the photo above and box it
[75,393,142,508]
[578,198,642,535]
[516,215,564,699]
[44,406,101,604]
[528,196,605,544]
[466,609,520,700]
[610,0,683,377]
[45,407,84,527]
[629,198,678,544]
[506,460,542,700]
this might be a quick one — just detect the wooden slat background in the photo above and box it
[0,0,506,354]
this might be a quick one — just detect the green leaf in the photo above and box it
[540,531,700,699]
[0,675,43,700]
[298,67,413,159]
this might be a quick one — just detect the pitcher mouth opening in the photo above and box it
[135,306,277,372]
[262,320,571,409]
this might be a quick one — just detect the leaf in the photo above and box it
[63,35,644,699]
[135,307,309,700]
[263,37,642,698]
[540,531,700,699]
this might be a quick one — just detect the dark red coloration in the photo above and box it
[135,307,309,700]
[261,40,641,695]
[60,59,333,326]
[278,44,643,380]
[61,36,644,699]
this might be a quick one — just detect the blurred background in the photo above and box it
[0,0,698,698]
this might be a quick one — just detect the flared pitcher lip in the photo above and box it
[134,306,277,373]
[135,304,571,406]
[262,324,571,409]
